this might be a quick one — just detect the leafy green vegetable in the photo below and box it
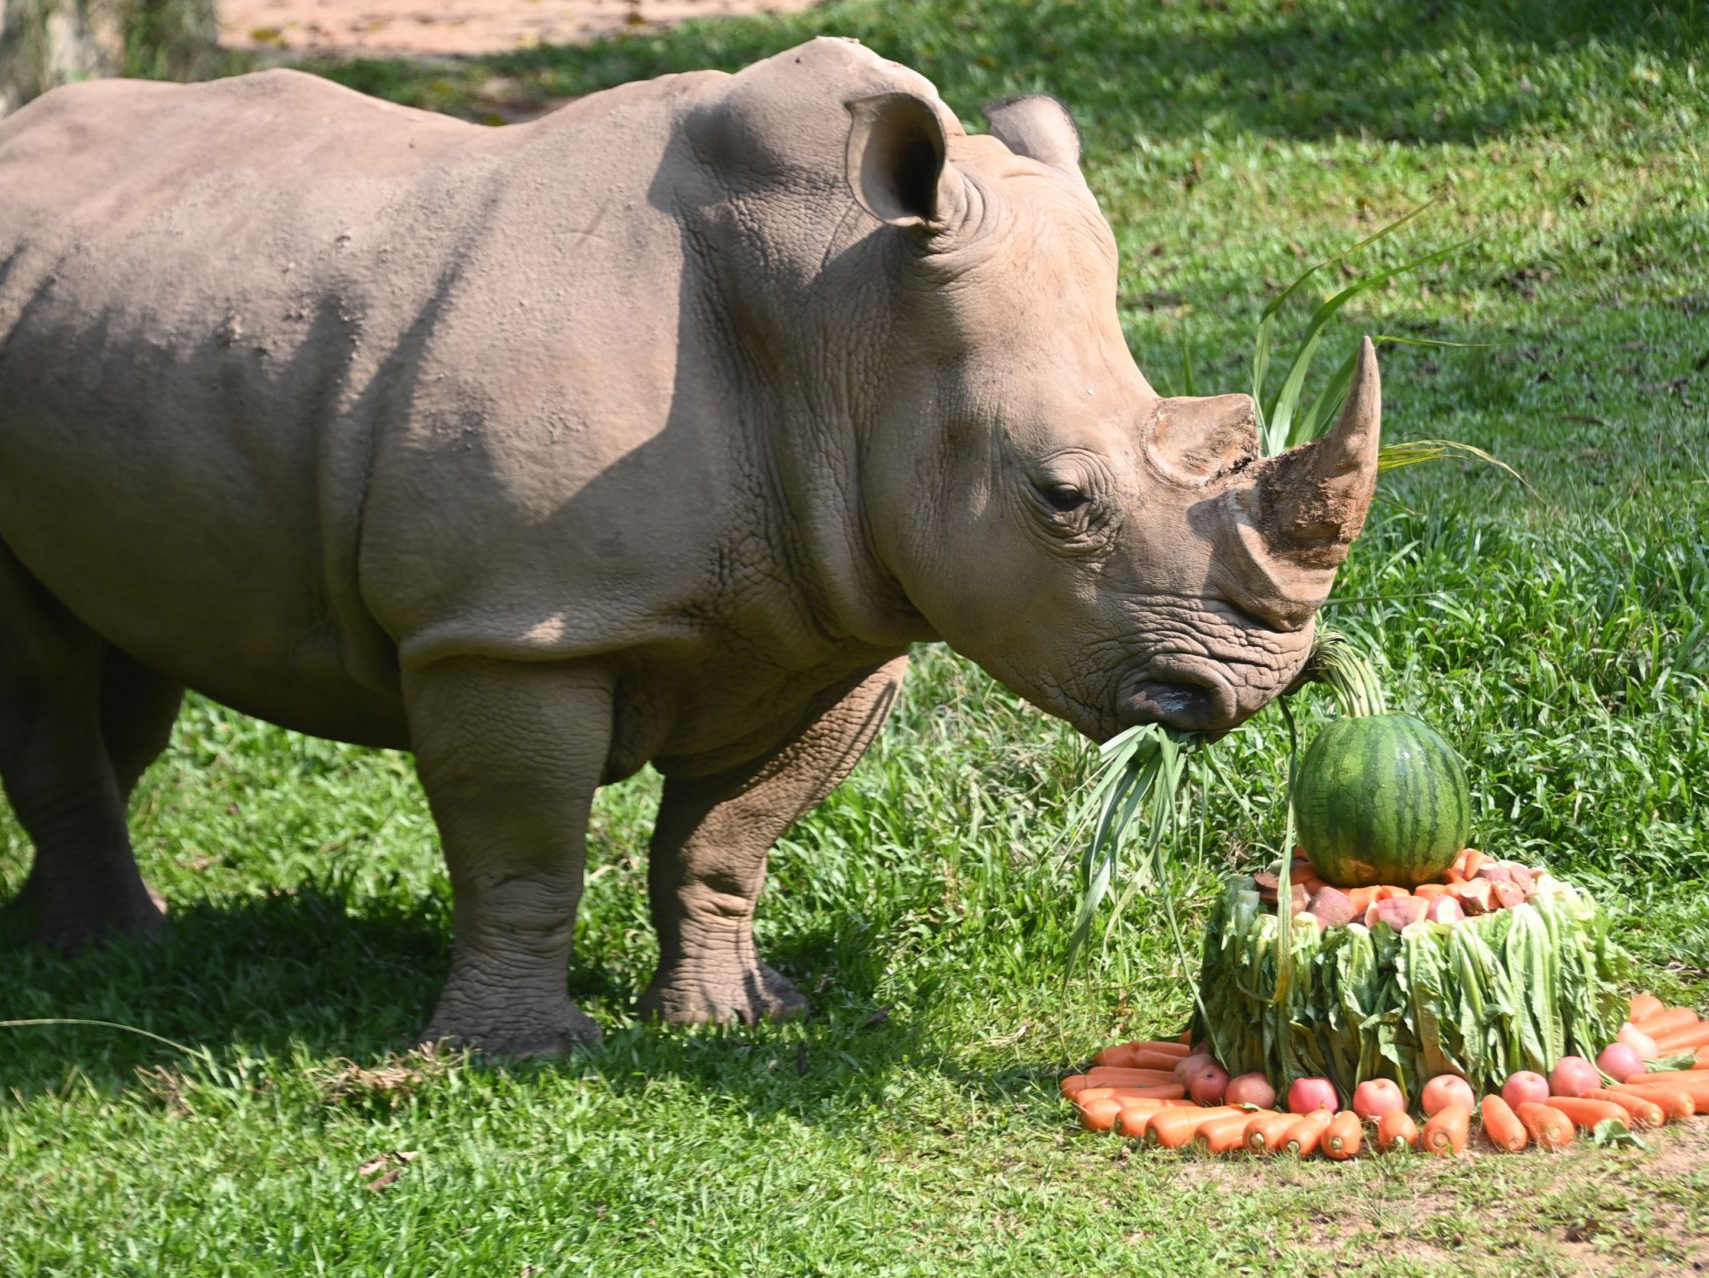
[1194,874,1630,1109]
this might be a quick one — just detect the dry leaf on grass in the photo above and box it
[358,1149,419,1191]
[317,1042,455,1107]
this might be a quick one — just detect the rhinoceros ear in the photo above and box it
[845,91,956,229]
[980,95,1085,185]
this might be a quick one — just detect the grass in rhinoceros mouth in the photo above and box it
[3,1,1709,1275]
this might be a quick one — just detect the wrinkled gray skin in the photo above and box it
[0,38,1380,1053]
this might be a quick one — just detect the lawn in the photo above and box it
[4,0,1708,1274]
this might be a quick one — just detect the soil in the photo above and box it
[219,0,820,60]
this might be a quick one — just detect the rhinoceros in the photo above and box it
[0,37,1380,1053]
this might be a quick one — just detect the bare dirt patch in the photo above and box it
[219,0,819,60]
[1151,1123,1709,1278]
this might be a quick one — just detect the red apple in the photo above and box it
[1596,1043,1645,1083]
[1421,1074,1475,1116]
[1618,1022,1660,1062]
[1173,1052,1216,1083]
[1424,895,1464,926]
[1549,1055,1602,1098]
[1187,1063,1230,1105]
[1287,1076,1338,1115]
[1352,1078,1407,1121]
[1224,1072,1277,1109]
[1501,1071,1551,1109]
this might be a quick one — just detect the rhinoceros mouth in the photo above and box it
[1119,655,1241,733]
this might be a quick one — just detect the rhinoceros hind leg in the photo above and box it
[639,656,907,1026]
[406,656,613,1056]
[0,547,176,948]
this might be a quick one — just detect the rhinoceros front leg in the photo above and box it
[639,656,908,1026]
[406,656,612,1055]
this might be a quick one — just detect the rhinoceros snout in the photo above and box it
[1121,672,1240,733]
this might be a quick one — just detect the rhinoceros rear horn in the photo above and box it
[1253,337,1383,569]
[846,91,955,229]
[1147,392,1259,485]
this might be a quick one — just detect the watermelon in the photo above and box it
[1292,712,1472,888]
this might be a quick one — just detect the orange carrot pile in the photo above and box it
[1064,991,1709,1162]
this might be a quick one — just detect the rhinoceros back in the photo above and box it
[0,40,943,754]
[0,68,708,742]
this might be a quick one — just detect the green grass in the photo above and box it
[5,0,1709,1273]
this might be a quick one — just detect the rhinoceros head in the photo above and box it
[845,91,1380,738]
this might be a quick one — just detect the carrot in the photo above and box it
[1375,1110,1419,1152]
[1086,1066,1181,1087]
[1480,1095,1528,1152]
[1458,848,1486,878]
[1421,1102,1470,1156]
[1244,1110,1299,1154]
[1633,1006,1698,1036]
[1197,1112,1257,1155]
[1322,1110,1363,1160]
[1619,1071,1709,1105]
[1115,1100,1196,1137]
[1372,884,1411,901]
[1610,1082,1697,1120]
[1091,1043,1142,1068]
[1516,1102,1574,1149]
[1546,1096,1632,1133]
[1104,1098,1166,1123]
[1143,1105,1242,1148]
[1060,1074,1091,1099]
[1132,1049,1196,1072]
[1077,1096,1126,1131]
[1413,883,1448,901]
[1280,1109,1335,1157]
[1614,1080,1702,1116]
[1629,993,1667,1022]
[1076,1084,1188,1103]
[1132,1040,1191,1059]
[1347,886,1378,915]
[1591,1090,1666,1128]
[1093,1093,1189,1134]
[1649,1021,1709,1055]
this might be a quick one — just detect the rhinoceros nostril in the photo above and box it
[1122,676,1240,733]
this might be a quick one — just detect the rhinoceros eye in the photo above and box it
[1038,482,1090,513]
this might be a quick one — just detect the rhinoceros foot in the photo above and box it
[419,993,604,1058]
[638,959,808,1026]
[0,870,168,951]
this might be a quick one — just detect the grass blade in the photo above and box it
[1266,241,1471,454]
[1252,198,1438,437]
[1299,334,1490,444]
[1378,439,1532,490]
[0,1017,202,1057]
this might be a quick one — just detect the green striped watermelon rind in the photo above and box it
[1292,712,1473,889]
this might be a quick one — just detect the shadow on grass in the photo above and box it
[0,881,933,1113]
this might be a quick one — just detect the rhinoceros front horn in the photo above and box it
[1254,336,1382,570]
